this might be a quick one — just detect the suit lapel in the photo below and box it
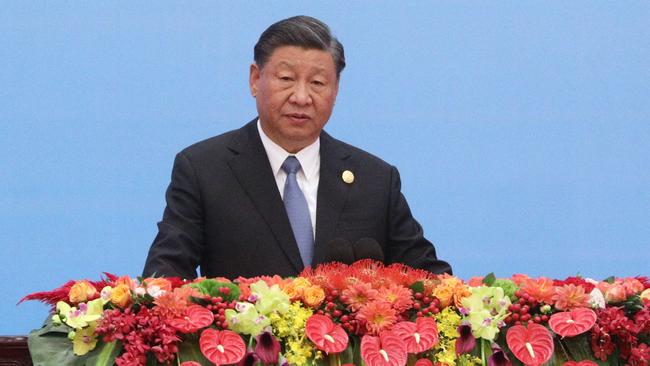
[313,131,353,265]
[226,121,304,273]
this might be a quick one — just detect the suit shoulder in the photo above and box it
[177,125,246,161]
[326,134,395,171]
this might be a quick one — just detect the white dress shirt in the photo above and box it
[257,120,320,236]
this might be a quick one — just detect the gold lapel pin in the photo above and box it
[342,170,354,184]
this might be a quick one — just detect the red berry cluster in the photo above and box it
[504,290,549,326]
[206,291,235,330]
[308,289,368,335]
[414,292,441,317]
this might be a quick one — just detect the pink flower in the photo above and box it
[552,284,590,310]
[342,282,379,311]
[199,329,246,365]
[305,314,349,354]
[378,284,413,313]
[169,305,214,333]
[392,317,439,354]
[549,308,597,337]
[414,359,433,366]
[604,284,627,303]
[360,332,407,366]
[357,300,398,335]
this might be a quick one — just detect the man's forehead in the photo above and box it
[274,59,329,72]
[263,46,335,71]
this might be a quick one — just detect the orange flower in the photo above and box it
[520,277,555,304]
[342,282,379,311]
[552,284,590,310]
[621,277,644,296]
[155,286,200,317]
[68,281,98,303]
[378,284,413,312]
[640,288,650,305]
[432,285,454,308]
[110,284,132,308]
[357,300,398,335]
[142,277,172,294]
[432,277,470,308]
[114,276,135,289]
[604,284,627,303]
[467,276,484,287]
[302,286,326,308]
[282,277,312,301]
[511,274,530,286]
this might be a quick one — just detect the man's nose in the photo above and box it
[289,82,312,105]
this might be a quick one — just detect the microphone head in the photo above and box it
[324,238,355,265]
[353,238,385,262]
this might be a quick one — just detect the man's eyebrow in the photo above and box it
[276,60,294,68]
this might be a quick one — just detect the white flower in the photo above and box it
[146,285,165,298]
[590,288,606,309]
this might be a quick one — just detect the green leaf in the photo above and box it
[177,337,211,366]
[409,281,424,294]
[603,276,615,284]
[189,279,240,301]
[560,334,598,362]
[483,272,496,286]
[28,318,87,366]
[338,339,355,365]
[84,341,121,366]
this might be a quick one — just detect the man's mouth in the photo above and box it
[286,113,311,123]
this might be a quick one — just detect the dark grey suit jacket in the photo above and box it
[143,120,451,279]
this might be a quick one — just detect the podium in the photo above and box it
[0,337,31,366]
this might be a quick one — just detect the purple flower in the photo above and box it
[455,323,476,355]
[236,351,259,366]
[255,331,281,365]
[488,343,512,366]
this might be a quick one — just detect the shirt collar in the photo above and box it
[257,119,320,181]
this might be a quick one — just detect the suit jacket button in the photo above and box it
[342,170,354,184]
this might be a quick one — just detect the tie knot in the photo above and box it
[281,156,302,175]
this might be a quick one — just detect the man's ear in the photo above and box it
[249,63,260,97]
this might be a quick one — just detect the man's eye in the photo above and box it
[312,80,325,86]
[279,76,293,81]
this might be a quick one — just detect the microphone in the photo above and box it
[353,238,385,262]
[323,238,355,265]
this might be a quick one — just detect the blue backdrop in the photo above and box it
[2,2,649,334]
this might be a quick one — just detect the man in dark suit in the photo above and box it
[143,16,451,280]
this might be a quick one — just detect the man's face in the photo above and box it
[250,45,339,153]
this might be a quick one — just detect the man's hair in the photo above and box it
[254,15,346,78]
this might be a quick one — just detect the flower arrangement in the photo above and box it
[22,260,650,366]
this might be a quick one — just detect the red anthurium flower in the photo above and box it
[305,314,349,354]
[488,344,512,366]
[360,332,407,366]
[199,328,246,365]
[392,317,439,354]
[414,359,433,366]
[549,308,597,338]
[455,324,476,355]
[170,304,215,333]
[506,323,554,366]
[180,362,202,366]
[255,331,281,364]
[562,361,598,366]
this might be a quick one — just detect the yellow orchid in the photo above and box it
[53,298,104,330]
[72,323,98,355]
